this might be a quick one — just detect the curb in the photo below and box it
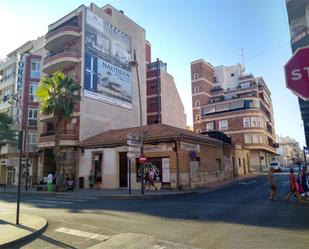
[0,218,48,248]
[101,191,198,200]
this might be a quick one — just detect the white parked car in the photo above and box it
[270,161,282,172]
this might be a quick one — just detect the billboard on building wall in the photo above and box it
[84,9,132,109]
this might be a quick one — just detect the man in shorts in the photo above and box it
[268,167,276,201]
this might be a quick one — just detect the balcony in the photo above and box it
[44,25,81,51]
[42,48,80,74]
[38,130,78,148]
[0,73,15,90]
[291,26,309,52]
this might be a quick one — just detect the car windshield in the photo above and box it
[270,163,279,167]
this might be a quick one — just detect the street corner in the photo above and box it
[87,233,155,249]
[0,212,47,248]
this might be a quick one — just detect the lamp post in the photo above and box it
[129,50,144,195]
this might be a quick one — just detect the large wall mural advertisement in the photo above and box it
[84,10,132,109]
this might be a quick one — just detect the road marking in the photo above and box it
[55,227,110,241]
[42,197,88,202]
[22,203,57,207]
[238,180,257,185]
[26,199,73,205]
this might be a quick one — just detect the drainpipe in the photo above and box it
[175,140,180,190]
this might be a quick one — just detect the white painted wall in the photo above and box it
[214,64,242,90]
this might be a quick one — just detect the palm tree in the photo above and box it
[0,113,16,152]
[36,71,81,189]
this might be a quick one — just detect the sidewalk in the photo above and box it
[0,213,47,248]
[0,173,260,199]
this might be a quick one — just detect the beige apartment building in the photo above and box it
[0,38,45,186]
[191,59,277,172]
[38,3,147,185]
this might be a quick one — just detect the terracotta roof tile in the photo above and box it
[79,124,221,148]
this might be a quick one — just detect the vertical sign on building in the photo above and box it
[83,9,132,109]
[13,53,25,125]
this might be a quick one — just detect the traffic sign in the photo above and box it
[127,152,138,158]
[139,156,147,164]
[128,146,141,153]
[285,46,309,100]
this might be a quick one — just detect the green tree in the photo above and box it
[36,71,80,188]
[0,113,16,152]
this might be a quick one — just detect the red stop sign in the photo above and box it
[285,46,309,100]
[139,156,147,164]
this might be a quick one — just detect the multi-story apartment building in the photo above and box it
[286,0,309,146]
[146,58,187,128]
[191,60,277,171]
[0,37,45,186]
[276,135,303,166]
[38,3,147,184]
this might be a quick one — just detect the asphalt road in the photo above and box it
[0,173,308,249]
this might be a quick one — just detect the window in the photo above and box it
[219,120,228,130]
[243,117,250,127]
[196,115,200,121]
[244,133,251,144]
[238,158,241,167]
[195,101,200,107]
[252,133,259,143]
[28,133,37,145]
[194,87,199,94]
[29,84,38,102]
[230,73,234,77]
[3,88,11,102]
[28,108,38,126]
[206,122,214,131]
[5,67,12,77]
[31,60,41,78]
[196,129,201,133]
[193,73,199,80]
[251,117,258,127]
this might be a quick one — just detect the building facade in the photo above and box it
[191,60,277,171]
[286,0,309,146]
[276,135,303,166]
[79,124,250,190]
[146,58,187,128]
[38,3,147,183]
[0,37,45,186]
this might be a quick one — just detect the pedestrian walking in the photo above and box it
[47,172,53,192]
[88,171,95,189]
[148,169,157,191]
[268,167,276,201]
[300,166,309,197]
[285,168,304,204]
[144,169,150,191]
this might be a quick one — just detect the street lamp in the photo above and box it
[129,50,144,195]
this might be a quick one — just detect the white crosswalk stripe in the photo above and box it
[26,199,74,205]
[55,227,110,241]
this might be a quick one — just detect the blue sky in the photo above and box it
[0,0,305,146]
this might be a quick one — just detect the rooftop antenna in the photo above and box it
[239,48,245,73]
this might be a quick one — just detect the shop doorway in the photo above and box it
[119,152,127,187]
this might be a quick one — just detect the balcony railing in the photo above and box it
[0,73,14,84]
[44,48,80,62]
[291,26,309,44]
[41,130,76,137]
